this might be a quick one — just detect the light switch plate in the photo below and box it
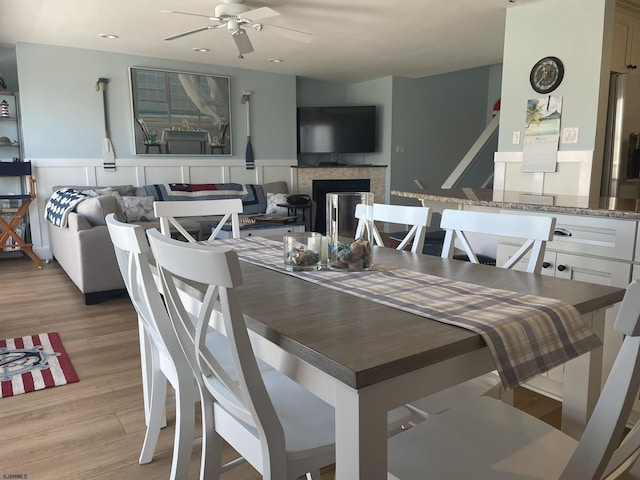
[512,131,521,144]
[562,127,579,144]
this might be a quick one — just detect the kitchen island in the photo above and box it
[391,187,640,221]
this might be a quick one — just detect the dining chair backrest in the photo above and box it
[576,279,640,478]
[211,122,230,153]
[440,209,556,274]
[105,213,195,479]
[106,213,179,361]
[136,118,154,143]
[355,203,431,253]
[146,228,291,475]
[153,198,242,242]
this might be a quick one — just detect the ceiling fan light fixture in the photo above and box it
[232,28,254,56]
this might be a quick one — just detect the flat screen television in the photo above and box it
[297,106,376,154]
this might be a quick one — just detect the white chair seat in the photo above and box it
[210,368,335,468]
[388,396,576,480]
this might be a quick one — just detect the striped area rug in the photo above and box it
[0,332,79,398]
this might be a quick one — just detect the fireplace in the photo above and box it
[312,178,370,233]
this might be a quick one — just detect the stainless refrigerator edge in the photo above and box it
[602,72,640,198]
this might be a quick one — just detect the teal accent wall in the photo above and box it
[15,43,298,160]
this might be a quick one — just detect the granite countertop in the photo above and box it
[391,188,640,221]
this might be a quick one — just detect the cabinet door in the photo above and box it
[629,22,640,73]
[553,252,631,287]
[613,14,634,72]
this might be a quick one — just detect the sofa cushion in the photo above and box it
[53,185,136,196]
[122,196,156,222]
[75,195,123,226]
[263,181,289,195]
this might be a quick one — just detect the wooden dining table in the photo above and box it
[183,239,625,479]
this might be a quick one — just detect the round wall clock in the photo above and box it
[529,56,564,94]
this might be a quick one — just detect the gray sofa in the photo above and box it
[47,181,289,304]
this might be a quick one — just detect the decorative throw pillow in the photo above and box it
[94,187,125,213]
[122,196,156,222]
[266,192,289,215]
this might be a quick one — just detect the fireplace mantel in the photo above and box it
[291,165,387,203]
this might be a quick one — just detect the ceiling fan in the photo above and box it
[162,0,313,58]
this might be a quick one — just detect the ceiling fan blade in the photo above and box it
[261,24,313,43]
[242,6,280,21]
[161,10,217,20]
[232,29,254,56]
[163,25,219,41]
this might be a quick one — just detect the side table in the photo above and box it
[277,203,311,229]
[210,221,306,239]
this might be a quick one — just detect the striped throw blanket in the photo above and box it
[215,236,602,390]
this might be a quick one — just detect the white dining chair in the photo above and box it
[440,209,557,274]
[355,203,431,253]
[106,213,198,479]
[106,214,265,478]
[146,228,336,480]
[388,279,640,480]
[153,197,243,242]
[403,209,557,420]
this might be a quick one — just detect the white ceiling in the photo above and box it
[1,0,512,83]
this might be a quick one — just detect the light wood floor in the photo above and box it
[0,257,562,480]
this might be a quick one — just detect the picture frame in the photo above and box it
[129,67,231,156]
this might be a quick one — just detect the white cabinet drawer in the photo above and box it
[500,210,637,261]
[498,243,632,288]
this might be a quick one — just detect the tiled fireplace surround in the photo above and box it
[292,165,388,233]
[293,165,387,201]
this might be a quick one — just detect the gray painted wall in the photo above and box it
[296,69,501,199]
[15,43,298,160]
[390,66,501,194]
[0,47,18,92]
[11,43,501,199]
[499,0,608,153]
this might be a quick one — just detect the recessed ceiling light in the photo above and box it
[268,58,283,63]
[193,48,210,53]
[99,34,119,39]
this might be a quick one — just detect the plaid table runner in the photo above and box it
[214,237,602,390]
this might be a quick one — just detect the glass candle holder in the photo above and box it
[326,192,374,271]
[283,232,322,271]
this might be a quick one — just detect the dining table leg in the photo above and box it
[334,382,389,480]
[561,308,606,439]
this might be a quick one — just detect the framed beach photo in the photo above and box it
[129,67,231,156]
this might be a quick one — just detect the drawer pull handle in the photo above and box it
[557,264,567,272]
[554,228,572,237]
[542,261,551,269]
